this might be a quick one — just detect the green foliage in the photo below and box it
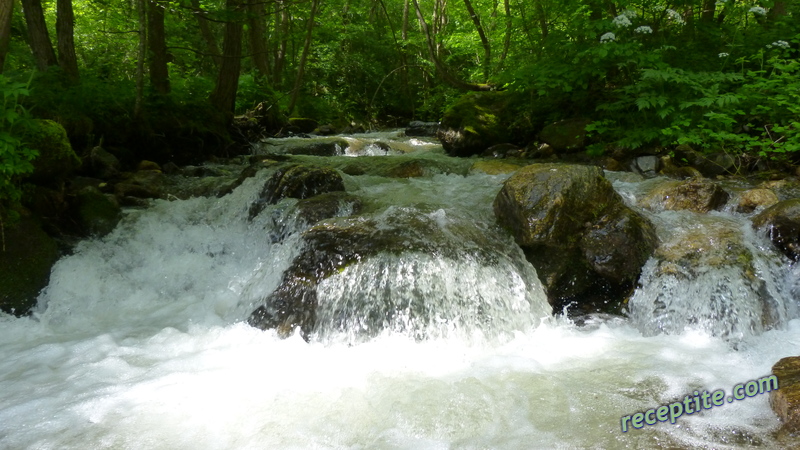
[0,75,37,221]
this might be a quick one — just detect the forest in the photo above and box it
[0,0,798,222]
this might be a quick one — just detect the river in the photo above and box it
[0,131,797,449]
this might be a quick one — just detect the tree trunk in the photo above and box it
[56,0,79,81]
[134,0,147,118]
[247,0,270,79]
[210,0,243,114]
[287,0,320,115]
[495,0,511,72]
[401,0,409,40]
[411,0,492,91]
[0,0,12,73]
[273,0,290,86]
[147,0,170,95]
[20,0,57,71]
[462,0,490,82]
[190,0,223,67]
[700,0,715,23]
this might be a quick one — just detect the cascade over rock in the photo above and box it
[752,198,800,261]
[627,216,787,339]
[493,164,657,314]
[248,208,542,340]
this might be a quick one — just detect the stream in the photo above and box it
[1,131,798,449]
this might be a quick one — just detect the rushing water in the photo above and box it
[1,132,799,449]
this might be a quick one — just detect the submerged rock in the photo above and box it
[248,165,345,219]
[493,164,657,314]
[771,356,800,432]
[639,179,729,213]
[752,199,800,261]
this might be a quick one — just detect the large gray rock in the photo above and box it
[753,199,800,261]
[493,164,657,314]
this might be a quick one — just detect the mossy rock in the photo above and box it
[538,118,592,153]
[25,119,81,185]
[294,192,363,226]
[437,91,518,157]
[493,163,657,314]
[248,165,345,219]
[74,186,121,237]
[0,214,59,315]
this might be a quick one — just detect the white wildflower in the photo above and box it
[634,26,653,34]
[772,40,790,49]
[666,9,685,25]
[719,52,729,58]
[622,9,638,18]
[600,32,616,43]
[749,6,767,16]
[715,0,727,4]
[613,14,632,28]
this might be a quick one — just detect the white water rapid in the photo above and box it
[1,132,799,449]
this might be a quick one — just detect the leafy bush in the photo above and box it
[0,75,37,224]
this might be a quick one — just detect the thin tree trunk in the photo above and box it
[411,0,492,91]
[0,0,12,73]
[401,0,409,40]
[535,0,547,40]
[20,0,57,71]
[700,0,715,23]
[147,0,170,94]
[462,0,490,82]
[134,0,147,118]
[56,0,79,81]
[191,0,223,67]
[287,0,320,115]
[495,0,511,72]
[248,0,270,79]
[210,0,243,114]
[273,0,289,86]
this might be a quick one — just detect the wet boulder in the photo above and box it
[405,121,439,137]
[752,199,800,261]
[284,139,349,157]
[538,118,592,153]
[293,192,362,226]
[0,214,59,315]
[493,164,657,315]
[736,188,779,214]
[73,186,122,237]
[248,165,345,219]
[639,179,729,213]
[437,91,517,157]
[771,356,800,432]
